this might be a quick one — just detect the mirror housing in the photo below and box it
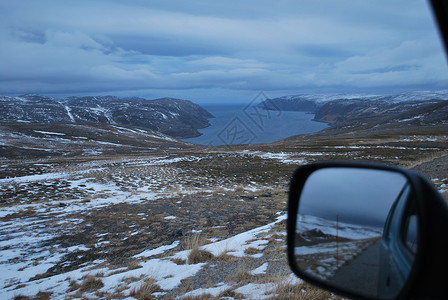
[286,161,447,300]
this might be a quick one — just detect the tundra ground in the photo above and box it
[1,132,447,299]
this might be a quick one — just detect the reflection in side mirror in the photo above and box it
[290,167,418,299]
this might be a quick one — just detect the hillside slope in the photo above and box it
[303,100,448,139]
[259,91,448,114]
[0,121,197,158]
[0,95,213,138]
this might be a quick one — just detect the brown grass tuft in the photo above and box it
[270,281,346,299]
[188,248,214,264]
[258,272,346,300]
[182,232,215,264]
[171,257,187,265]
[79,275,104,292]
[126,260,143,270]
[68,279,81,292]
[244,247,260,255]
[218,288,241,298]
[183,233,204,250]
[13,296,31,300]
[180,294,214,300]
[213,251,238,263]
[130,277,162,300]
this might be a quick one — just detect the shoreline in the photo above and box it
[181,108,329,145]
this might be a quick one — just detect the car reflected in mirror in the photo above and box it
[378,183,418,299]
[287,163,421,300]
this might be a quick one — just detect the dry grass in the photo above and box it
[264,239,286,256]
[13,292,52,300]
[182,233,203,250]
[67,279,80,292]
[188,248,214,264]
[182,232,215,264]
[175,277,195,296]
[180,294,214,300]
[218,288,243,299]
[171,257,187,265]
[213,251,239,263]
[244,247,261,255]
[245,269,347,300]
[129,277,162,300]
[176,286,244,300]
[66,274,105,298]
[79,275,104,292]
[122,275,145,284]
[4,137,446,299]
[225,260,254,283]
[400,151,448,168]
[126,260,143,270]
[268,233,286,241]
[269,281,346,300]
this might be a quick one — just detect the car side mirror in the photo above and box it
[287,162,427,300]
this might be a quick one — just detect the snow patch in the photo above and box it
[173,214,286,260]
[134,241,180,258]
[64,105,75,122]
[182,282,232,298]
[234,283,277,299]
[34,130,66,136]
[250,262,269,275]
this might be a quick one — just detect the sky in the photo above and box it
[0,0,447,103]
[299,167,408,227]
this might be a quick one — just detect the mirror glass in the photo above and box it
[294,167,417,299]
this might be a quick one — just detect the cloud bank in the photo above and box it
[0,0,446,102]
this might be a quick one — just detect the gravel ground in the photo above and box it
[411,154,448,180]
[411,154,448,201]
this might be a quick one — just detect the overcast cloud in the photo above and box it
[0,0,447,103]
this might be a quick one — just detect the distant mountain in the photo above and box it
[277,99,448,143]
[312,99,447,125]
[260,90,448,115]
[259,91,448,127]
[0,95,214,138]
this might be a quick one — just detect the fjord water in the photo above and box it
[182,104,328,146]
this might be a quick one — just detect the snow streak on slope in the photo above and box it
[297,214,382,240]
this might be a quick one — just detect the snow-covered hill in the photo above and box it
[0,95,213,138]
[0,121,195,158]
[261,90,448,113]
